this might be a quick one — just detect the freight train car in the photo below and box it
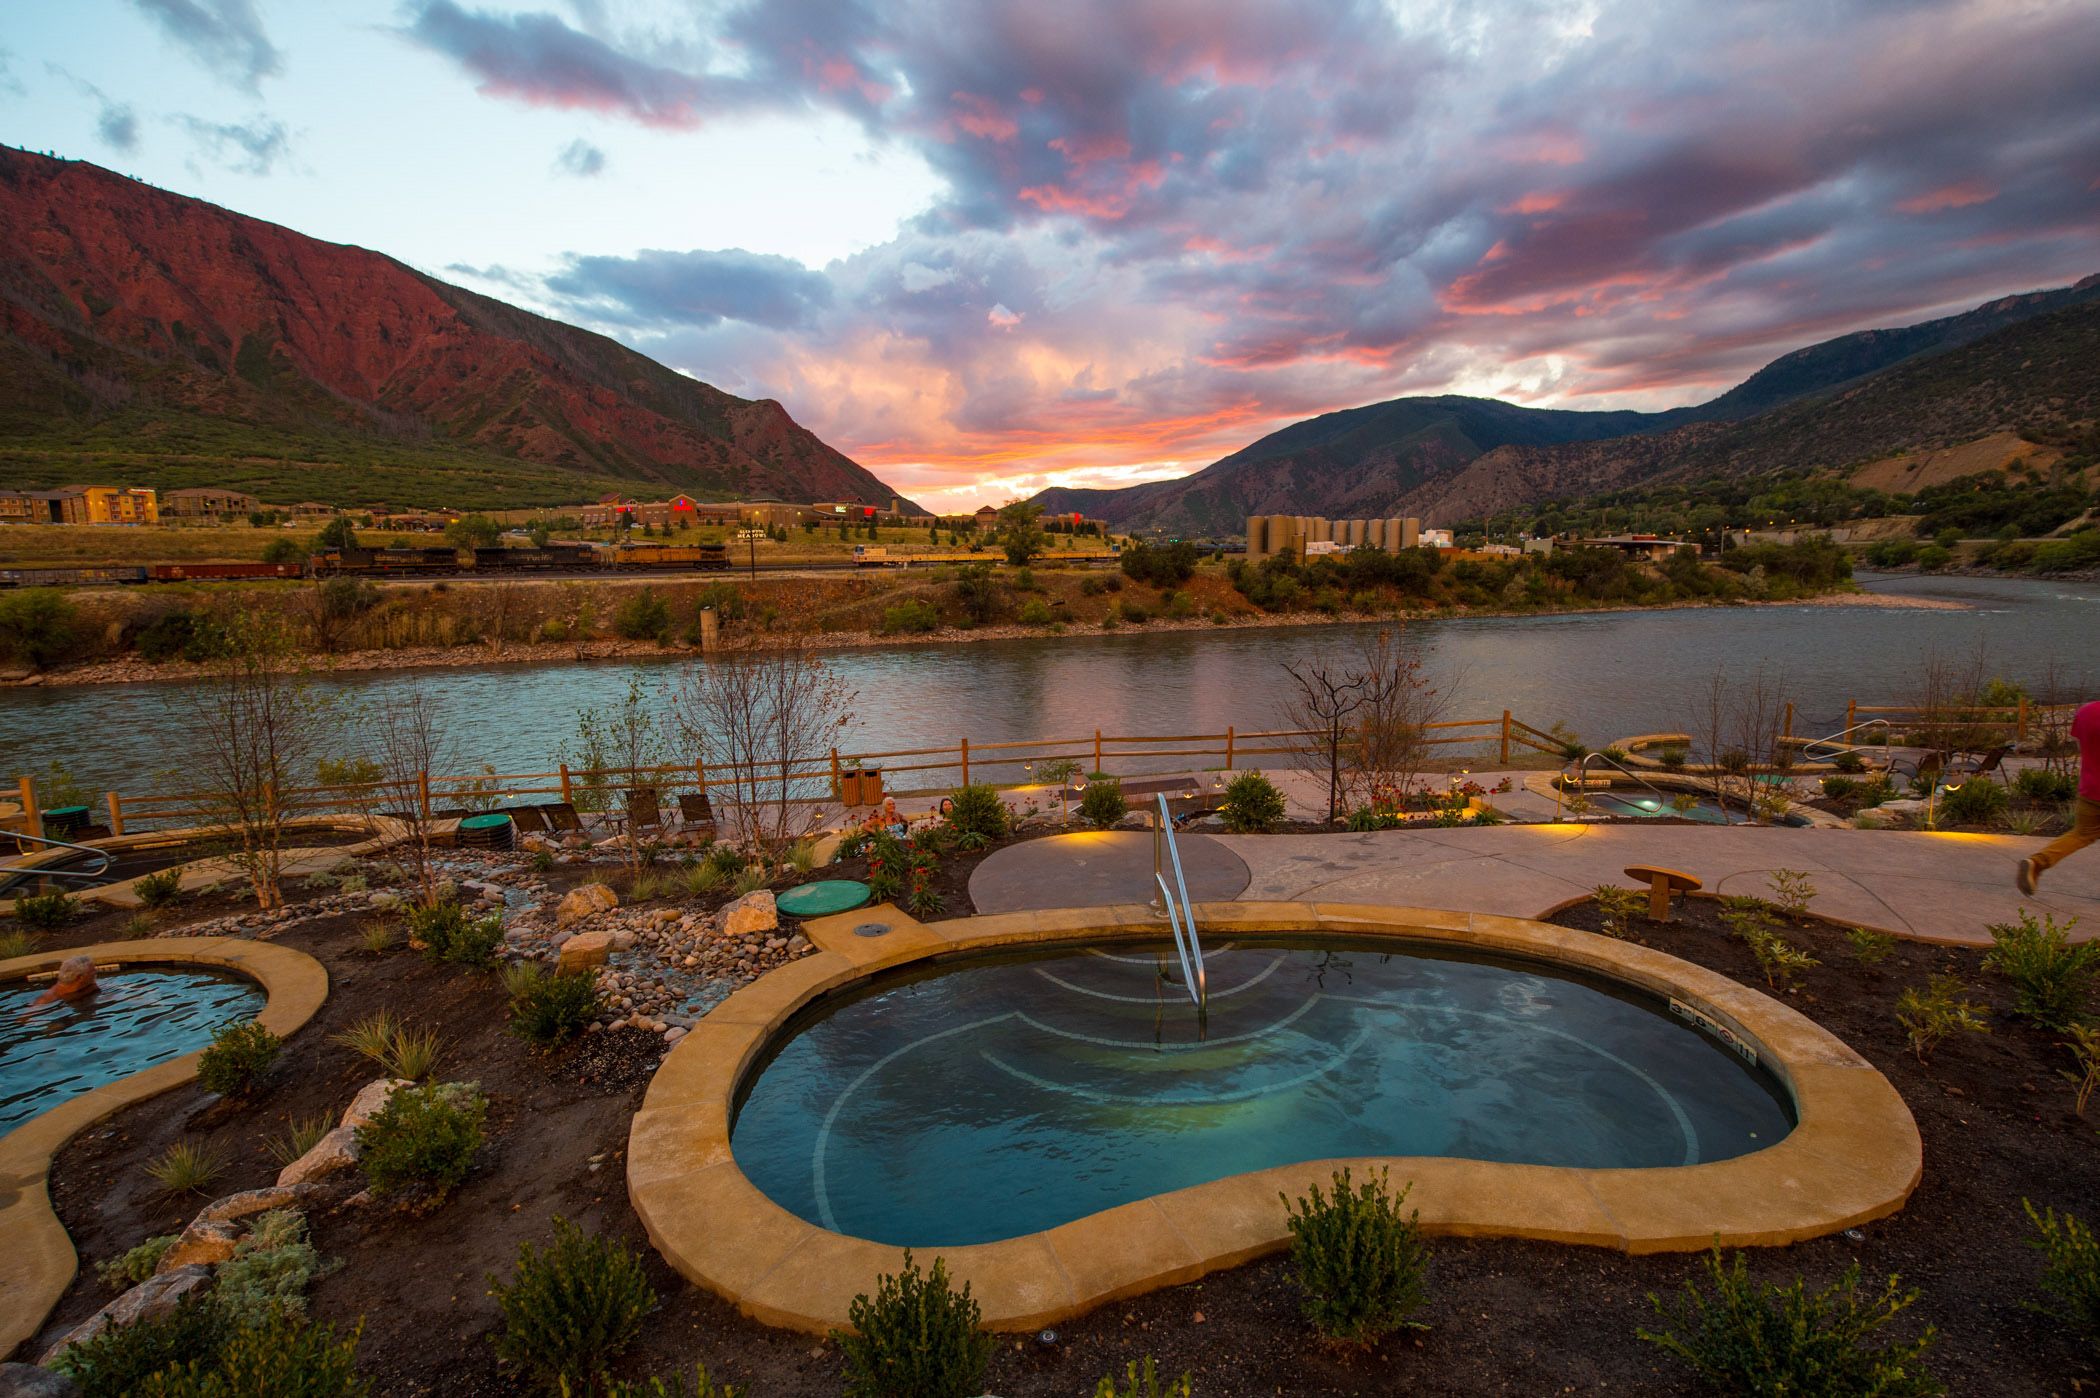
[147,562,306,582]
[472,544,597,572]
[311,547,463,577]
[0,565,150,587]
[594,543,731,571]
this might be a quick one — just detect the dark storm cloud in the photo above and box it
[126,0,281,93]
[546,247,835,330]
[416,0,2100,498]
[554,137,606,176]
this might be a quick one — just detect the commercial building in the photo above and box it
[160,487,263,519]
[1525,534,1698,562]
[1245,514,1421,561]
[0,485,159,525]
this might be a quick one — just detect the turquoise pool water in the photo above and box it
[730,938,1795,1246]
[0,968,265,1131]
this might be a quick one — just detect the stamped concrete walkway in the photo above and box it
[968,824,2100,945]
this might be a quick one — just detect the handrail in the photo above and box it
[2,828,114,885]
[1154,794,1208,1018]
[1798,719,1892,754]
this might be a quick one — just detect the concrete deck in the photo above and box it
[968,823,2099,945]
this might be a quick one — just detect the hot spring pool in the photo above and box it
[730,939,1796,1247]
[0,968,265,1131]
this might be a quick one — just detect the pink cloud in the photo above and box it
[1896,180,1997,213]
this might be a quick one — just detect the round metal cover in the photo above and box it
[851,921,892,938]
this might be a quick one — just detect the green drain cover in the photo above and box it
[776,879,871,917]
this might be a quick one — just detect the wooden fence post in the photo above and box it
[417,771,431,823]
[2017,696,2029,743]
[1225,726,1236,771]
[1846,698,1857,737]
[830,747,841,798]
[559,763,573,804]
[107,790,125,838]
[960,738,970,786]
[1094,729,1103,772]
[1500,710,1512,766]
[18,774,40,841]
[695,759,708,795]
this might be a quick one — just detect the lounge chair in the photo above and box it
[542,802,583,834]
[622,788,664,839]
[506,805,549,835]
[676,793,718,841]
[1948,745,2012,784]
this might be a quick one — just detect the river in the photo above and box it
[4,572,2092,794]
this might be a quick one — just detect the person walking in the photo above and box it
[2018,699,2100,894]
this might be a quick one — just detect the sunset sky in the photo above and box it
[5,0,2098,511]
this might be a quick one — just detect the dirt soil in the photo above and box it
[18,874,2100,1394]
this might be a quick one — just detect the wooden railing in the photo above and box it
[17,712,1568,837]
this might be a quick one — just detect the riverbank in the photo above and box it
[11,585,1962,689]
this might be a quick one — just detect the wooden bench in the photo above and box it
[1624,864,1702,923]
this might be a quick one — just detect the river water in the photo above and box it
[4,572,2091,794]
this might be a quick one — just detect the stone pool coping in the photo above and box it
[0,938,328,1359]
[627,900,1921,1335]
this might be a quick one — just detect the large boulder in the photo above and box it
[275,1126,359,1187]
[723,889,778,938]
[42,1266,212,1364]
[557,930,615,977]
[555,883,618,929]
[339,1078,411,1131]
[154,1218,240,1273]
[193,1183,322,1226]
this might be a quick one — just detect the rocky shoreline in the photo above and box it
[7,585,1953,689]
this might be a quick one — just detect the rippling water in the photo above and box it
[2,572,2091,793]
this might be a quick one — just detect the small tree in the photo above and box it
[997,502,1045,567]
[667,634,856,854]
[316,516,359,550]
[566,678,670,865]
[1282,627,1450,822]
[365,685,456,906]
[189,615,334,908]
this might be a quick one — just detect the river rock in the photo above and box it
[340,1077,412,1130]
[43,1266,212,1363]
[155,1218,240,1273]
[0,1362,76,1397]
[556,883,618,929]
[723,890,777,937]
[275,1126,359,1187]
[192,1183,321,1226]
[558,931,615,976]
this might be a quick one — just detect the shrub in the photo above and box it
[132,868,184,908]
[1220,771,1287,833]
[1983,910,2098,1031]
[943,783,1010,844]
[2025,1200,2100,1345]
[1822,775,1860,801]
[355,1081,488,1203]
[588,1368,742,1398]
[835,1250,994,1398]
[359,921,397,955]
[1079,776,1127,828]
[1638,1249,1943,1396]
[1896,974,1991,1063]
[1117,601,1151,624]
[53,1296,232,1397]
[1658,746,1688,769]
[0,588,82,669]
[703,843,746,878]
[1592,884,1643,939]
[1747,928,1819,991]
[1833,749,1867,774]
[1846,926,1897,965]
[132,1310,369,1398]
[507,963,602,1046]
[2015,767,2079,802]
[2066,1024,2100,1116]
[13,889,75,929]
[1093,1357,1193,1398]
[265,1112,334,1169]
[410,900,504,967]
[491,1217,657,1394]
[197,1020,282,1098]
[212,1209,321,1327]
[1768,868,1816,920]
[1345,805,1401,832]
[146,1139,228,1196]
[611,588,672,642]
[1018,598,1054,625]
[0,927,33,959]
[880,600,940,634]
[1937,778,2008,824]
[97,1234,178,1289]
[1281,1167,1430,1346]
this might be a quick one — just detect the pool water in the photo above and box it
[1587,791,1738,823]
[0,969,266,1131]
[730,939,1796,1246]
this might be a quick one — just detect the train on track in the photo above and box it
[0,542,735,588]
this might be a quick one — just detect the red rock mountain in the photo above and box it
[0,147,907,508]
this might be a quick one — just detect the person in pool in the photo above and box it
[18,954,99,1018]
[2019,699,2099,894]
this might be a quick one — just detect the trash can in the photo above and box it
[837,769,865,807]
[457,812,515,852]
[42,805,90,839]
[860,767,884,805]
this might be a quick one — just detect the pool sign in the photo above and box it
[1668,999,1759,1066]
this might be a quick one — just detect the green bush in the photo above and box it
[1937,778,2008,824]
[54,1297,232,1397]
[197,1020,282,1099]
[1983,910,2098,1031]
[943,783,1010,845]
[835,1251,994,1398]
[611,588,672,642]
[506,963,602,1047]
[132,1310,369,1398]
[1093,1356,1193,1398]
[0,588,83,669]
[211,1210,321,1327]
[136,610,217,663]
[491,1217,657,1394]
[97,1234,178,1289]
[410,900,504,967]
[1220,771,1287,833]
[1896,974,1991,1063]
[1281,1167,1430,1346]
[13,889,75,929]
[2015,767,2079,802]
[1639,1249,1943,1396]
[1832,749,1867,773]
[355,1081,487,1203]
[2024,1200,2100,1346]
[135,868,184,908]
[880,600,940,634]
[585,1368,742,1398]
[1658,746,1688,769]
[1079,776,1127,828]
[1117,600,1151,624]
